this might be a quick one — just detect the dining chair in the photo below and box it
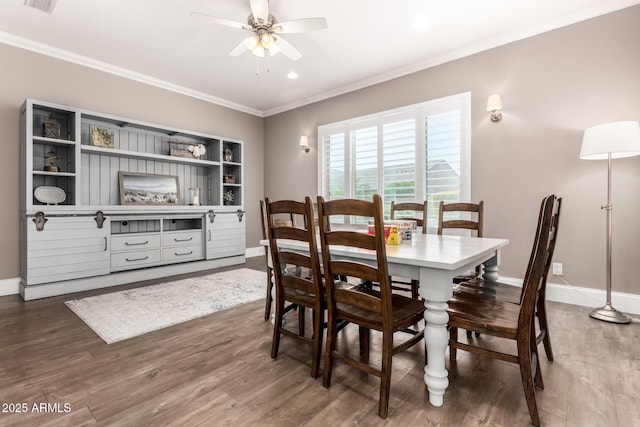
[389,201,428,299]
[265,196,326,378]
[454,197,562,361]
[447,194,557,427]
[260,199,298,321]
[317,194,425,419]
[438,200,484,283]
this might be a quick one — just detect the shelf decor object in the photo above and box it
[90,125,114,148]
[223,145,233,162]
[223,174,236,184]
[43,116,61,139]
[169,141,206,159]
[43,150,60,172]
[34,186,66,205]
[119,172,179,205]
[580,121,640,324]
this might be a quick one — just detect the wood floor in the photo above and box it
[1,258,638,426]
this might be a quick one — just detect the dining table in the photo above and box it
[260,231,509,407]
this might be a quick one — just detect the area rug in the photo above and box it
[65,268,266,344]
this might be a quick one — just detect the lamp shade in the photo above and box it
[486,94,502,112]
[580,121,640,160]
[299,135,309,148]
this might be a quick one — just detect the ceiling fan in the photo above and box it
[192,0,327,67]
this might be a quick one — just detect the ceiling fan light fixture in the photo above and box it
[244,34,259,50]
[252,46,265,58]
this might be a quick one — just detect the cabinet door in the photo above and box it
[205,211,245,259]
[25,215,110,285]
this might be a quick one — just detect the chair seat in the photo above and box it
[448,294,521,338]
[335,284,425,331]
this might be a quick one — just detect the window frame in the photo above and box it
[318,92,471,228]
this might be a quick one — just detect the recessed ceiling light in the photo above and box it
[413,15,430,31]
[287,72,299,79]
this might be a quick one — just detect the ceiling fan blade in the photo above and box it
[274,36,302,61]
[249,0,269,24]
[273,17,327,33]
[191,12,250,30]
[229,40,249,56]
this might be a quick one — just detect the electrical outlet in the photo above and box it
[552,262,563,276]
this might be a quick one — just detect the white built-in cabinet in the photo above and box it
[20,99,246,300]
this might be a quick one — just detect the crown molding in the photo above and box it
[0,31,264,117]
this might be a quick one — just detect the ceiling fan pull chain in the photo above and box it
[267,49,271,73]
[256,56,260,75]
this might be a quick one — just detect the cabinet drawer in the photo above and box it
[162,230,203,247]
[111,233,161,252]
[162,244,203,263]
[111,249,161,271]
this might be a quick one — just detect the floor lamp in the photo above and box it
[580,121,640,324]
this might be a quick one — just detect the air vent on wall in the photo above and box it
[24,0,57,14]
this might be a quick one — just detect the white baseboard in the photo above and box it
[246,246,264,258]
[0,277,20,296]
[498,276,640,316]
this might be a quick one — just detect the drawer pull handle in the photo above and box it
[126,255,149,262]
[175,251,194,256]
[125,240,149,246]
[174,237,193,242]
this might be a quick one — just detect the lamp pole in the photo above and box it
[589,152,630,323]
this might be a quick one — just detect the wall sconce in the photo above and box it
[299,135,310,153]
[486,94,503,122]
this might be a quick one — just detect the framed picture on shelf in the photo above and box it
[118,172,180,205]
[91,126,115,148]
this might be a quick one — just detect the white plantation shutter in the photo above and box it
[352,125,378,201]
[318,92,470,227]
[424,109,463,227]
[322,132,346,201]
[382,116,416,217]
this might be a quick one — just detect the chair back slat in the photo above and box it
[330,260,380,283]
[325,230,377,251]
[334,286,382,312]
[281,274,316,295]
[278,251,313,270]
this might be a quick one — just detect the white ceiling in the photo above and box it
[1,0,638,116]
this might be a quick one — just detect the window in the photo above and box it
[318,92,470,228]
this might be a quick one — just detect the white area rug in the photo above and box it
[65,268,266,344]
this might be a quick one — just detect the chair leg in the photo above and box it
[517,337,541,427]
[322,313,338,388]
[359,326,370,364]
[271,298,284,359]
[264,268,273,321]
[449,327,458,361]
[378,331,393,419]
[310,308,323,378]
[298,306,306,337]
[536,299,554,361]
[411,279,419,299]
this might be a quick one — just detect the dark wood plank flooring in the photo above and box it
[1,257,638,426]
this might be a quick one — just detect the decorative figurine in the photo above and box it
[223,146,233,162]
[44,150,60,172]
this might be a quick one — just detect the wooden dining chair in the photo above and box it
[389,201,428,299]
[454,197,562,361]
[438,200,484,283]
[260,199,298,321]
[318,194,425,419]
[447,194,557,427]
[265,196,326,378]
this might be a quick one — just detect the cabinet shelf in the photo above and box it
[33,170,76,177]
[33,136,76,146]
[81,145,220,167]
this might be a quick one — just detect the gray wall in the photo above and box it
[264,6,640,295]
[0,43,264,281]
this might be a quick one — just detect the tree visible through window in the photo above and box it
[319,93,470,228]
